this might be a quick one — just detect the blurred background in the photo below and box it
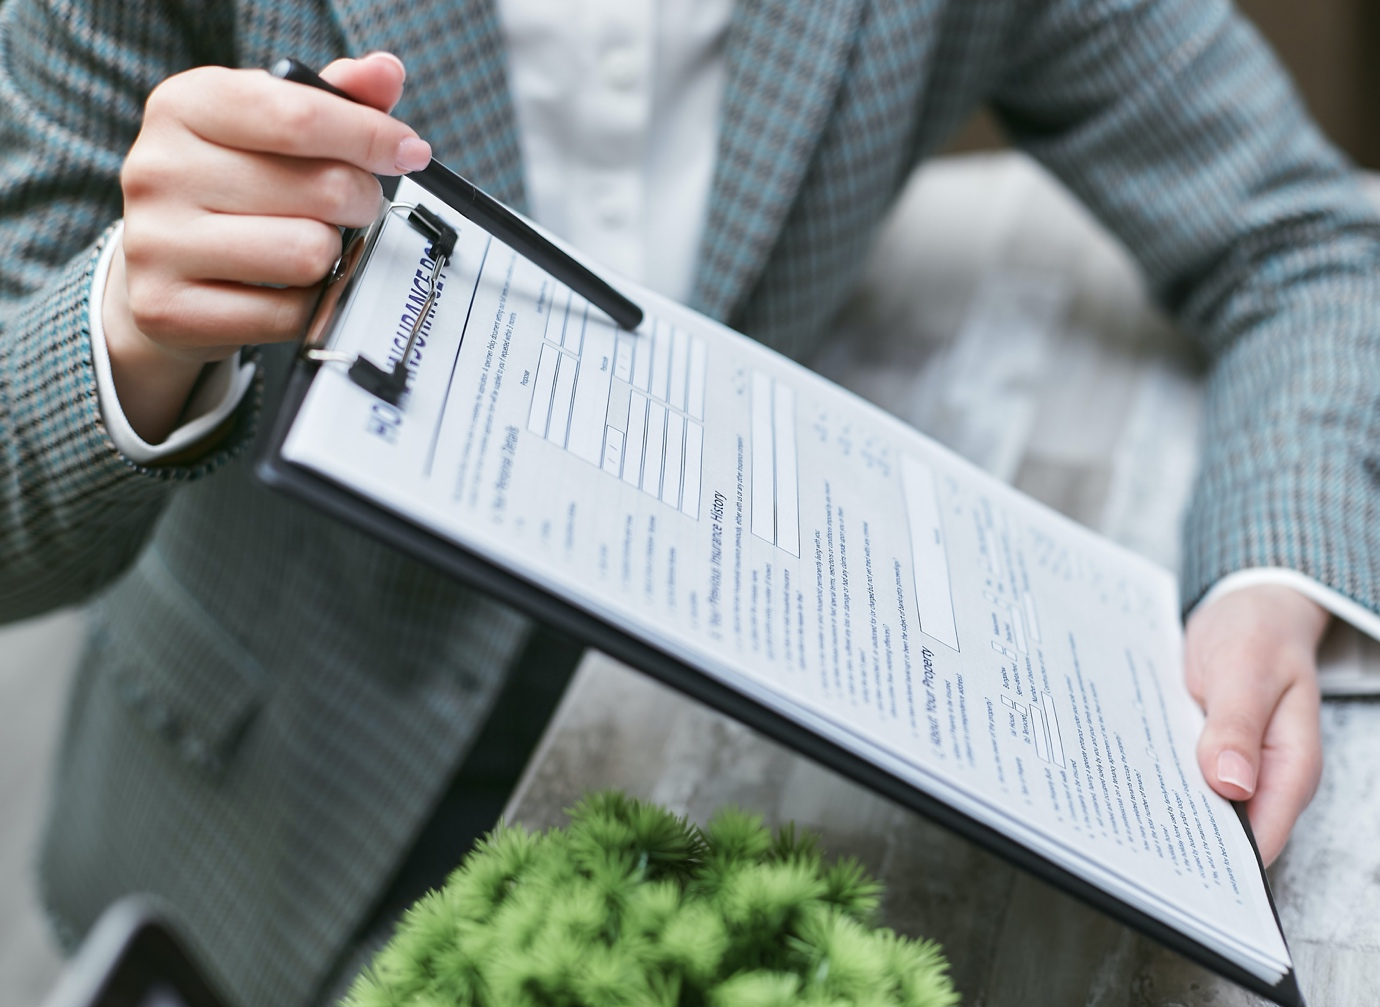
[1244,0,1380,169]
[948,0,1380,169]
[2,1,1376,1003]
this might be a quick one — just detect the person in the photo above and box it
[0,0,1376,1004]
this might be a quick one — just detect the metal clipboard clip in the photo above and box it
[301,162,646,409]
[279,60,641,408]
[301,200,457,407]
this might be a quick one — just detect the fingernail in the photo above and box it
[395,136,432,173]
[1217,751,1256,796]
[365,51,406,81]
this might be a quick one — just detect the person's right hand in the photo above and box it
[103,53,432,443]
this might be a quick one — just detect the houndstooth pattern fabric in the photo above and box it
[1,0,1377,1004]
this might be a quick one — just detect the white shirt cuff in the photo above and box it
[89,221,256,466]
[1198,567,1380,640]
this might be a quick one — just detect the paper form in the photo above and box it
[281,176,1290,985]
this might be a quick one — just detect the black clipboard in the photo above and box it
[254,167,1302,1007]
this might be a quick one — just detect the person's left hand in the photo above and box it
[1185,584,1330,865]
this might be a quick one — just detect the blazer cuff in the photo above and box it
[89,221,257,466]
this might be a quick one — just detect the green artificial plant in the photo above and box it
[344,791,960,1007]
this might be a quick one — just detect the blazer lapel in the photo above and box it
[327,0,526,208]
[691,0,866,323]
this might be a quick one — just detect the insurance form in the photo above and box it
[280,177,1291,989]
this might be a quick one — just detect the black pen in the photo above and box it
[269,57,644,332]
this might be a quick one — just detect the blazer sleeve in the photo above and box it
[988,0,1380,618]
[0,0,255,621]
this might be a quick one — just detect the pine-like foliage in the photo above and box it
[343,792,959,1007]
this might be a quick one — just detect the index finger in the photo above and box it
[149,65,430,175]
[1244,678,1321,865]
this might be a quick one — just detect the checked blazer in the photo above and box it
[1,0,1378,1004]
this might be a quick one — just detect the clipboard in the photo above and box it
[254,165,1303,1007]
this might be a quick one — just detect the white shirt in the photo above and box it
[85,0,1380,640]
[502,0,733,299]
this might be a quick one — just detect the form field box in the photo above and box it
[772,383,799,557]
[547,352,577,448]
[643,401,668,498]
[1041,691,1066,767]
[1030,704,1049,762]
[669,327,690,411]
[566,321,616,466]
[560,292,584,349]
[650,320,672,402]
[662,415,686,509]
[528,342,560,437]
[623,393,648,488]
[688,339,707,420]
[631,328,652,391]
[602,428,624,476]
[751,372,775,542]
[749,371,800,556]
[614,333,635,383]
[530,310,707,518]
[901,455,959,650]
[682,422,704,519]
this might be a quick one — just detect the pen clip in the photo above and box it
[406,204,457,261]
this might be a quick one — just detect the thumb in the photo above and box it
[1191,639,1276,803]
[320,52,409,113]
[1185,585,1328,863]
